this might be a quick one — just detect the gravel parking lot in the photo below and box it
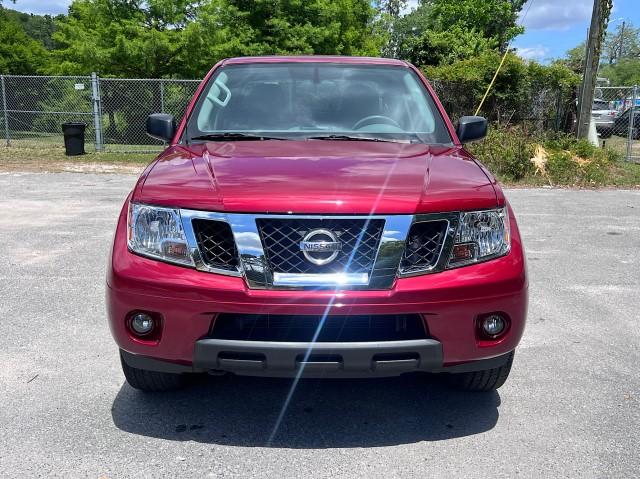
[0,172,638,478]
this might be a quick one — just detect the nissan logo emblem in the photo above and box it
[299,229,342,265]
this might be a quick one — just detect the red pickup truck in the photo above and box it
[107,56,527,392]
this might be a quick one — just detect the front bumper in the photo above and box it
[595,120,615,130]
[120,341,514,378]
[107,201,528,377]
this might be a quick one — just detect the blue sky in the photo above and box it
[10,0,640,63]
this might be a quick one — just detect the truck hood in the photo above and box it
[137,141,498,214]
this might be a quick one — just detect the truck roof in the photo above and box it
[222,55,408,66]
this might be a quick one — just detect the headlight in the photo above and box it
[127,203,194,266]
[447,207,510,268]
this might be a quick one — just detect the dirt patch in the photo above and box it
[0,160,145,174]
[0,146,153,174]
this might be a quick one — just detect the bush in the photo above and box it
[546,150,579,184]
[468,126,535,181]
[424,52,579,125]
[469,125,624,186]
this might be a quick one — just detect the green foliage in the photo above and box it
[0,8,50,74]
[3,8,58,49]
[558,43,586,74]
[469,126,535,181]
[470,126,626,186]
[51,0,381,79]
[423,52,579,122]
[376,0,407,18]
[380,2,432,60]
[383,0,525,66]
[603,21,640,64]
[562,21,640,86]
[403,26,496,66]
[430,0,526,51]
[545,150,578,184]
[599,59,640,87]
[50,0,190,77]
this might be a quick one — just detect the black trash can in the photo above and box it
[61,122,87,156]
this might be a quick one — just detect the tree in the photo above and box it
[599,59,640,86]
[403,26,496,66]
[560,43,586,74]
[179,0,381,78]
[0,8,50,74]
[377,0,407,17]
[379,1,432,59]
[603,21,640,64]
[4,8,59,49]
[52,0,381,79]
[429,0,527,52]
[51,0,195,78]
[382,0,525,64]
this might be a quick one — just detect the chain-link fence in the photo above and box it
[430,80,575,133]
[595,86,639,162]
[98,78,199,152]
[0,73,638,160]
[0,75,96,149]
[0,73,200,153]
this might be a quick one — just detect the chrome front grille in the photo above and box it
[256,218,385,275]
[180,210,458,289]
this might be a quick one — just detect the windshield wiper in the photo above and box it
[305,134,410,143]
[190,132,289,142]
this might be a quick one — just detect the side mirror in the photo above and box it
[146,113,176,142]
[456,116,488,143]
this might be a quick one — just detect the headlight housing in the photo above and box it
[447,207,510,268]
[127,203,194,266]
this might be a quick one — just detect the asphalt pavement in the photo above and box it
[0,172,638,478]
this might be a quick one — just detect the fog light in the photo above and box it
[481,315,506,337]
[130,313,155,336]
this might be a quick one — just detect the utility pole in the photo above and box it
[576,0,613,139]
[618,21,626,61]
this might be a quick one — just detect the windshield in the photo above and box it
[187,63,452,144]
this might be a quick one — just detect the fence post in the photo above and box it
[627,85,637,162]
[1,75,10,146]
[160,80,165,113]
[91,72,104,152]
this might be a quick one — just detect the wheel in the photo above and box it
[599,129,612,139]
[120,351,185,392]
[446,350,515,392]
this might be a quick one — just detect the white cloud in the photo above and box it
[515,45,550,60]
[11,0,71,15]
[519,0,592,31]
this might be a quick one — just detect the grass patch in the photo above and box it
[0,144,155,173]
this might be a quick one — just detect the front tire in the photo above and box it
[120,351,185,392]
[446,350,515,392]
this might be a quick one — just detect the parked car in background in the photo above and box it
[107,56,528,393]
[591,99,617,138]
[614,106,640,139]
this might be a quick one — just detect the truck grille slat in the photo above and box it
[192,219,239,271]
[399,220,448,273]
